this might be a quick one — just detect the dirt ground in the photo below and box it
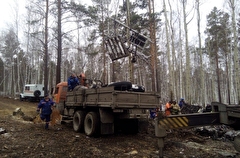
[0,96,239,158]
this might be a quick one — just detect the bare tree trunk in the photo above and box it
[56,0,62,85]
[3,65,5,95]
[12,61,15,96]
[12,0,20,97]
[168,0,178,99]
[228,0,239,104]
[216,49,222,103]
[177,3,184,99]
[196,0,205,106]
[225,51,231,104]
[24,4,32,88]
[125,0,134,83]
[148,0,157,91]
[44,0,49,95]
[181,0,191,103]
[163,0,172,98]
[101,0,108,85]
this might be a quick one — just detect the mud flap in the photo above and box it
[99,108,114,134]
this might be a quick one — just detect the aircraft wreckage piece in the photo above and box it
[105,19,151,62]
[155,102,240,157]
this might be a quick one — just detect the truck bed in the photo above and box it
[65,86,160,109]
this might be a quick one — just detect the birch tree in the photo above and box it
[176,0,184,100]
[163,0,173,98]
[167,0,178,100]
[43,0,49,95]
[180,0,191,102]
[228,0,239,104]
[196,0,205,106]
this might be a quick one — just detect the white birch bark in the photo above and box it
[228,0,239,103]
[196,0,205,106]
[163,0,172,99]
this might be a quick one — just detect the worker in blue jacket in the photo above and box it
[37,94,55,129]
[68,73,80,91]
[178,98,186,109]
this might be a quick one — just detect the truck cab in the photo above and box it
[51,82,70,115]
[52,82,68,104]
[20,84,44,102]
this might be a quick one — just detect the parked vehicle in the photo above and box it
[20,84,44,102]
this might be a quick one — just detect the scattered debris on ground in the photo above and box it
[0,97,239,158]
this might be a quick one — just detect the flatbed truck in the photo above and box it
[52,81,160,136]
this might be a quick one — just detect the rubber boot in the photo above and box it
[45,123,49,130]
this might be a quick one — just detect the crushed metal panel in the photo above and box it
[130,32,147,48]
[105,18,151,62]
[105,36,130,61]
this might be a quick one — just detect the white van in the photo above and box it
[20,84,44,102]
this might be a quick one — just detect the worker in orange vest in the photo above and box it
[165,100,173,116]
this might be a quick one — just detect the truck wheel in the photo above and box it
[73,111,85,132]
[34,90,41,97]
[84,112,100,136]
[234,135,240,152]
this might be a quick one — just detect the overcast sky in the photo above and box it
[0,0,226,41]
[0,0,226,26]
[0,0,26,29]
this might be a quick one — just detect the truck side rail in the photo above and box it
[65,86,160,109]
[84,87,160,109]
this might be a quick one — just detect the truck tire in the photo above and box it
[34,90,41,97]
[84,112,100,136]
[234,135,240,152]
[73,111,85,132]
[108,81,132,91]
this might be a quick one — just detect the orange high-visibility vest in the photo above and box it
[165,102,171,116]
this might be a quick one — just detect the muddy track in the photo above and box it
[0,97,238,158]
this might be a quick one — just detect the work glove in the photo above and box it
[36,109,40,114]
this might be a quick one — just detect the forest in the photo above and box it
[0,0,239,107]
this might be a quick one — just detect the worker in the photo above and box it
[179,98,186,109]
[165,100,172,116]
[37,94,55,130]
[171,100,181,115]
[205,104,212,112]
[78,73,87,86]
[68,73,79,91]
[149,108,156,119]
